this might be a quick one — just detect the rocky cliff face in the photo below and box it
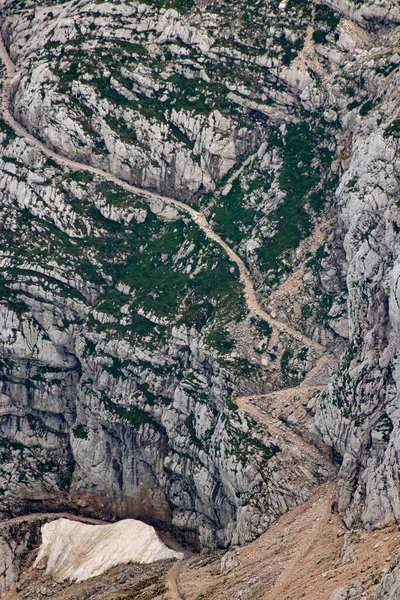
[375,552,400,599]
[0,516,47,597]
[313,13,400,531]
[0,0,399,578]
[0,118,333,550]
[0,0,338,553]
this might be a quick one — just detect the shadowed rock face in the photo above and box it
[0,517,47,597]
[0,0,399,570]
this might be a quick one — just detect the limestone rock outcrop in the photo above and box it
[0,0,400,582]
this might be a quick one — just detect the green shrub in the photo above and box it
[312,30,327,45]
[384,119,400,138]
[206,327,235,354]
[315,5,340,29]
[359,100,374,116]
[72,424,89,439]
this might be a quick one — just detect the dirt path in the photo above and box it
[266,487,332,600]
[166,560,187,600]
[0,511,106,529]
[236,384,325,426]
[292,0,319,75]
[235,388,328,464]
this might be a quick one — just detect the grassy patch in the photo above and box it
[359,100,375,116]
[206,327,235,354]
[384,119,400,138]
[72,424,89,439]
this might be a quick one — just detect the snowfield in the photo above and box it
[33,518,184,582]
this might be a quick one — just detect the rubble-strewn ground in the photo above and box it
[175,485,400,600]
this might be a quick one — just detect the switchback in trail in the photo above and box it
[0,37,335,364]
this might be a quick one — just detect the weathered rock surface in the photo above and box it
[314,36,400,530]
[0,517,46,597]
[0,0,343,559]
[375,552,400,599]
[0,85,334,556]
[0,1,399,597]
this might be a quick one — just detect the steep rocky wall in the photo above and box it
[314,29,400,529]
[0,0,400,561]
[0,103,334,551]
[0,515,54,596]
[0,0,347,554]
[375,552,400,599]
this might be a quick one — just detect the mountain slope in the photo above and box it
[0,0,399,596]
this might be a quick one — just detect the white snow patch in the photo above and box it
[33,518,184,582]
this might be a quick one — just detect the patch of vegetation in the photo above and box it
[257,120,330,282]
[376,411,393,443]
[286,0,312,18]
[212,180,259,244]
[212,117,335,284]
[312,5,340,45]
[280,347,294,375]
[280,33,305,66]
[359,100,375,116]
[233,427,281,465]
[72,424,89,439]
[346,178,357,190]
[38,461,59,474]
[139,0,194,13]
[347,100,362,111]
[68,170,93,183]
[185,413,202,447]
[0,438,26,452]
[95,180,138,207]
[315,4,340,29]
[384,119,400,138]
[46,157,59,169]
[251,316,273,339]
[102,396,165,434]
[56,60,79,93]
[312,30,328,45]
[315,293,334,324]
[105,116,139,145]
[206,327,235,354]
[0,117,17,141]
[226,397,238,411]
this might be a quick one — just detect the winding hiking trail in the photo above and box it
[0,35,338,600]
[0,37,334,360]
[166,560,188,600]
